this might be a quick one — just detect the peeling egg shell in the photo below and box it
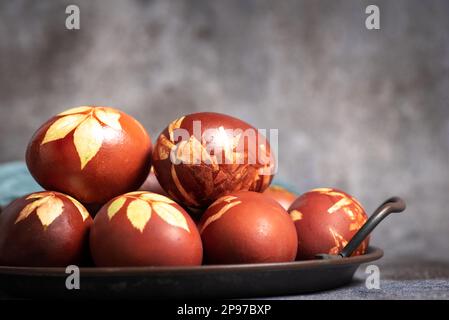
[288,188,369,260]
[263,185,297,210]
[198,191,297,264]
[26,106,152,206]
[0,191,92,267]
[90,191,202,267]
[152,112,276,209]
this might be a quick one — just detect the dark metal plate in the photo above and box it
[0,247,382,299]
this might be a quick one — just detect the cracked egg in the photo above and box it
[0,191,92,267]
[90,191,202,266]
[26,106,152,206]
[152,112,276,209]
[198,191,297,264]
[288,188,369,260]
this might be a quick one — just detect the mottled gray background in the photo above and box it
[0,0,448,263]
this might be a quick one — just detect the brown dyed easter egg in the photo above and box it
[26,106,152,206]
[0,191,92,267]
[152,112,276,209]
[90,191,202,266]
[198,191,297,264]
[263,185,297,210]
[288,188,369,260]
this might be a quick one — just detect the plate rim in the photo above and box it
[0,246,383,276]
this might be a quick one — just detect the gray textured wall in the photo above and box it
[0,0,448,262]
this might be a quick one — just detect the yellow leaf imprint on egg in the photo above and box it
[152,202,189,233]
[290,210,303,221]
[168,116,185,142]
[107,197,127,220]
[157,134,174,160]
[328,227,348,255]
[139,193,174,204]
[58,106,92,116]
[342,206,355,220]
[41,114,87,145]
[36,196,64,227]
[208,195,238,210]
[174,136,217,168]
[42,107,125,170]
[349,223,361,231]
[321,190,348,199]
[26,193,50,200]
[311,188,333,193]
[16,192,64,228]
[327,197,353,214]
[349,210,367,231]
[73,117,104,169]
[125,191,146,196]
[16,195,53,224]
[175,139,198,165]
[222,195,238,202]
[66,194,90,221]
[94,108,122,130]
[126,199,152,232]
[199,200,242,233]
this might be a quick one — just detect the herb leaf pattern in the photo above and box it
[107,192,190,233]
[15,192,90,227]
[15,192,63,227]
[41,106,122,169]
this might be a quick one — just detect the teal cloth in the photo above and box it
[0,162,43,207]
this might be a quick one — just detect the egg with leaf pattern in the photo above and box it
[288,188,369,260]
[152,112,276,209]
[90,191,202,266]
[0,191,92,267]
[26,106,152,206]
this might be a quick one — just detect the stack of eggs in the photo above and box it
[0,107,368,267]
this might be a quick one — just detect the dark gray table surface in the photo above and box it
[1,162,448,300]
[268,260,449,300]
